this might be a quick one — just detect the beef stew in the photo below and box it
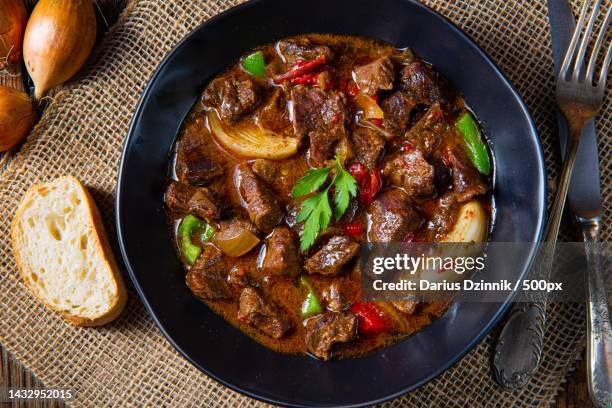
[165,34,493,361]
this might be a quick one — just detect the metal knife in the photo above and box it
[548,1,612,406]
[493,1,611,404]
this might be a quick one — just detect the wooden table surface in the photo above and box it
[0,342,595,407]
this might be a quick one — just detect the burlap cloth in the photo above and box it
[0,0,610,406]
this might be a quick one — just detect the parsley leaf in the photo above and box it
[293,156,357,251]
[333,160,357,220]
[291,166,331,198]
[297,190,332,252]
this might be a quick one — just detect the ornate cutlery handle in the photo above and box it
[493,127,582,389]
[579,217,612,408]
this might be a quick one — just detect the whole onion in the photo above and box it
[0,85,36,151]
[23,0,97,99]
[0,0,28,70]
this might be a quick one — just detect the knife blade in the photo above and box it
[549,0,601,219]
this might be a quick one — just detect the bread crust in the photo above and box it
[11,176,127,327]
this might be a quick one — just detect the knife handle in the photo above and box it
[579,217,612,408]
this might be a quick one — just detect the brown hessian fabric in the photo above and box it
[0,1,609,407]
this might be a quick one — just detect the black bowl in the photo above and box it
[116,0,546,406]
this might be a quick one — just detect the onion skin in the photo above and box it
[0,85,36,151]
[23,0,97,99]
[0,0,28,69]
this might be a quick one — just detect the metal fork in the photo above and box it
[552,0,610,241]
[493,0,611,399]
[555,2,611,407]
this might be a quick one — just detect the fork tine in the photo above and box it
[560,0,591,80]
[586,6,611,83]
[572,0,601,81]
[598,41,612,90]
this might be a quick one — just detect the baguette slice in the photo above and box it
[11,176,127,326]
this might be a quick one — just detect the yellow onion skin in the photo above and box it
[23,0,97,99]
[0,85,36,151]
[0,0,28,69]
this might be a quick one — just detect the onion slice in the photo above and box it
[212,222,260,257]
[441,200,487,243]
[354,94,384,120]
[208,112,298,159]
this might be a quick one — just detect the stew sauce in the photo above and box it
[165,34,492,360]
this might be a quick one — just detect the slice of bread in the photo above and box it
[11,176,127,327]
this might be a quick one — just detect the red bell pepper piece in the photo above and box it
[370,118,383,127]
[350,302,390,334]
[401,143,414,152]
[346,80,360,97]
[290,73,318,86]
[348,162,368,184]
[359,168,382,205]
[273,55,327,84]
[343,222,364,237]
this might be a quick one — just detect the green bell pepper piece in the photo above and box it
[455,112,491,175]
[241,51,266,77]
[299,276,323,318]
[179,214,214,265]
[200,223,216,243]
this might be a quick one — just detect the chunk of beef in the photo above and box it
[175,125,225,186]
[165,181,219,220]
[351,127,385,171]
[432,158,453,193]
[333,134,354,167]
[186,245,231,300]
[291,87,347,135]
[305,311,358,360]
[323,280,353,312]
[419,192,459,238]
[391,300,418,315]
[310,131,345,167]
[338,197,361,224]
[399,61,454,110]
[238,287,292,338]
[202,74,260,123]
[353,56,395,96]
[291,87,348,167]
[250,159,278,185]
[368,189,422,242]
[257,88,291,132]
[380,90,416,137]
[235,163,284,233]
[382,149,435,200]
[277,38,334,66]
[251,159,309,199]
[228,265,249,288]
[440,148,488,202]
[304,235,359,276]
[260,226,300,277]
[403,104,446,154]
